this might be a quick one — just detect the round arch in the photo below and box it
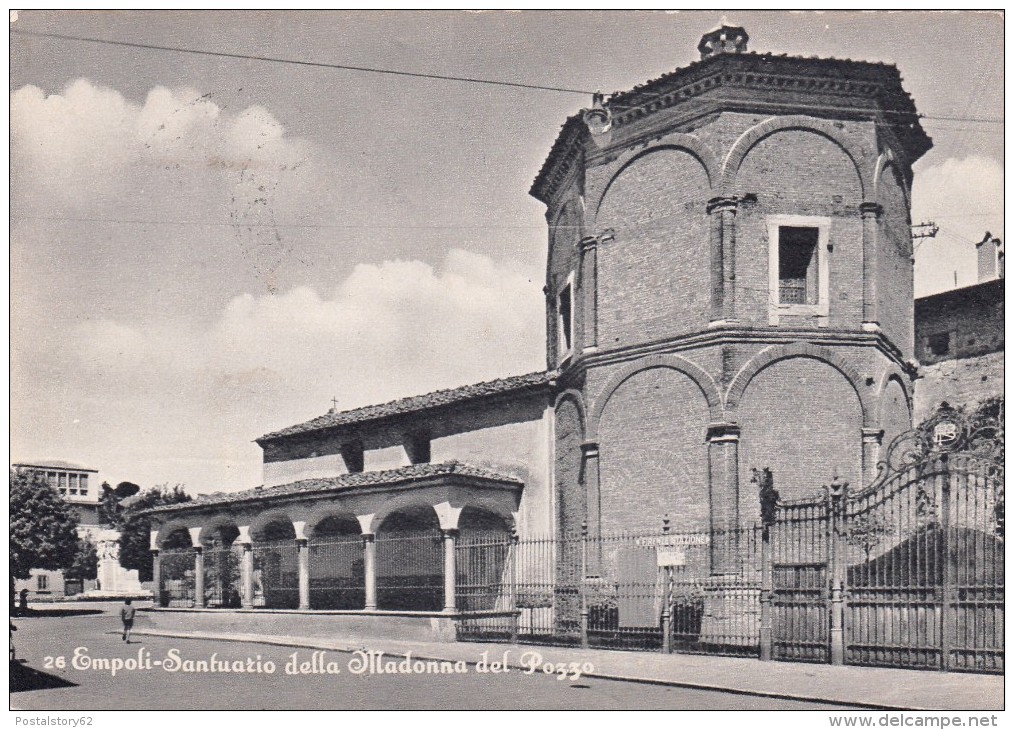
[155,520,195,549]
[375,504,443,611]
[592,138,719,218]
[554,389,588,435]
[588,354,723,441]
[249,510,297,541]
[725,343,873,427]
[877,366,913,422]
[720,115,872,198]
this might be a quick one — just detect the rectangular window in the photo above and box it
[68,474,78,495]
[778,226,820,304]
[557,278,574,360]
[767,215,831,325]
[37,574,49,591]
[79,474,89,496]
[928,332,951,356]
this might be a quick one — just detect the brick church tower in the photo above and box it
[531,24,932,568]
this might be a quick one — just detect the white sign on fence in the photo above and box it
[656,546,687,567]
[635,534,710,548]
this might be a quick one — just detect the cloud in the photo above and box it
[912,155,1004,295]
[12,249,545,492]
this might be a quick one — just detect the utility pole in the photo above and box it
[911,221,939,240]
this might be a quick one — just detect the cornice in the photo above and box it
[555,325,907,381]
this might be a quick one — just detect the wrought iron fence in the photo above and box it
[159,548,195,607]
[253,540,299,609]
[456,526,762,656]
[204,546,241,608]
[375,532,443,611]
[309,535,365,610]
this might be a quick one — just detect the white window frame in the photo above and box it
[767,215,831,325]
[557,271,576,364]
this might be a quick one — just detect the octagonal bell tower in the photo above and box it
[532,25,932,569]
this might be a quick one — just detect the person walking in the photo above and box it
[120,598,136,643]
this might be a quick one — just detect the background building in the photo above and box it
[912,235,1004,421]
[12,460,101,598]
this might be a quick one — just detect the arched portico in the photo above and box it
[143,461,524,617]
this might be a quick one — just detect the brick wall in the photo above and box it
[595,148,711,347]
[734,129,864,328]
[913,351,1005,423]
[547,198,583,364]
[554,398,584,537]
[914,280,1004,366]
[597,366,711,533]
[737,356,863,523]
[880,376,913,456]
[876,163,914,357]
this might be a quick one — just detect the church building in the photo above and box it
[145,24,931,621]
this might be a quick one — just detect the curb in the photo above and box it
[127,629,922,710]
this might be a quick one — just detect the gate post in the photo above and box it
[509,527,520,644]
[661,515,673,654]
[940,455,954,671]
[580,520,590,650]
[828,474,849,666]
[756,468,777,662]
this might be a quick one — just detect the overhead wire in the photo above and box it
[10,28,1004,127]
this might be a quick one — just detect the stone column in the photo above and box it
[297,538,310,610]
[362,533,377,611]
[860,202,882,330]
[151,549,162,607]
[240,543,254,608]
[442,528,459,613]
[193,546,205,608]
[707,197,739,325]
[580,440,601,575]
[706,422,741,574]
[579,235,599,354]
[861,427,884,489]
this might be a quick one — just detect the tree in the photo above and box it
[98,480,142,528]
[119,484,192,582]
[9,469,82,611]
[65,539,99,582]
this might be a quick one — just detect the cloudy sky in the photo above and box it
[9,10,1004,493]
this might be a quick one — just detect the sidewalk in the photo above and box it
[130,627,1003,711]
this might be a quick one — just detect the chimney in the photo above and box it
[976,232,1004,282]
[698,19,749,60]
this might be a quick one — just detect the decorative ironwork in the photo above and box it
[875,400,1004,484]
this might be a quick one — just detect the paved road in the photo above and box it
[10,606,857,710]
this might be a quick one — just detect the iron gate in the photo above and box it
[845,452,1003,672]
[762,405,1003,673]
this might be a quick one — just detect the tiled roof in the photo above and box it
[531,50,928,202]
[142,461,523,515]
[257,370,554,442]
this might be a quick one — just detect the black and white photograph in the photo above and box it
[8,9,1004,717]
